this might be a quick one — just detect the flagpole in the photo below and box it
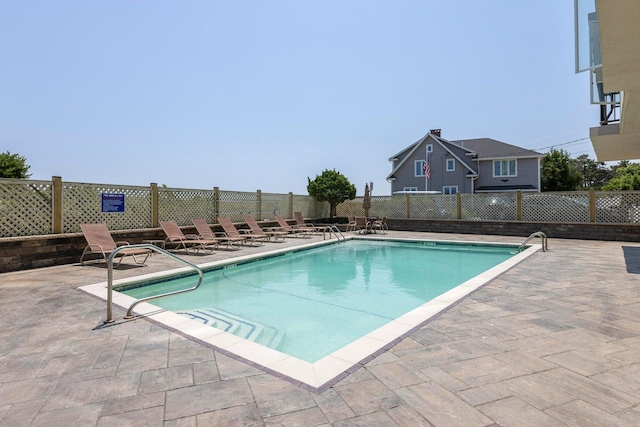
[425,147,429,192]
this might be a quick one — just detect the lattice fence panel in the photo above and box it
[0,179,52,237]
[63,183,151,233]
[409,195,456,219]
[461,193,517,221]
[596,192,640,223]
[291,195,319,219]
[522,192,589,222]
[158,188,214,226]
[219,191,257,222]
[260,193,291,221]
[369,196,405,219]
[387,196,410,218]
[336,198,366,218]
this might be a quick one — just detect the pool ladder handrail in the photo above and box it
[323,225,346,241]
[105,244,203,323]
[519,231,548,252]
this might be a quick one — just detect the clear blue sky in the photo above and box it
[1,1,598,195]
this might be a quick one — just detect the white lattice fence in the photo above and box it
[335,199,366,218]
[461,193,517,221]
[292,195,318,219]
[596,192,640,223]
[158,188,214,226]
[522,192,590,222]
[63,183,152,233]
[368,196,402,219]
[409,195,456,219]
[219,191,257,222]
[260,193,291,220]
[0,179,52,237]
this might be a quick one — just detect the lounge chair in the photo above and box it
[354,216,370,234]
[294,211,325,234]
[244,216,287,242]
[160,220,220,253]
[217,216,265,245]
[274,215,311,237]
[80,223,151,267]
[345,214,357,232]
[192,218,244,249]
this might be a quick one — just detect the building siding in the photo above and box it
[474,157,540,190]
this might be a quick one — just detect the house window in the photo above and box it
[403,187,418,191]
[446,159,455,171]
[494,159,517,177]
[443,186,458,195]
[426,144,433,153]
[415,160,427,177]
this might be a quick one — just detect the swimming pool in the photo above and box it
[80,236,540,392]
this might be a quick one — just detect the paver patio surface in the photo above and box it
[2,231,640,426]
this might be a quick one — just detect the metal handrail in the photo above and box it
[105,244,203,323]
[323,225,346,241]
[519,231,548,252]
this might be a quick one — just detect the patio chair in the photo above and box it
[217,216,265,245]
[274,215,311,237]
[80,223,151,267]
[370,216,388,234]
[160,220,220,253]
[346,214,357,232]
[244,216,288,242]
[294,211,324,233]
[191,218,243,249]
[354,216,370,234]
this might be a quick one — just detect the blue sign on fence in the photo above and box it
[101,193,125,213]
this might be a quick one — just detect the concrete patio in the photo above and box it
[1,231,640,426]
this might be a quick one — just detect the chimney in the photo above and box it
[430,129,441,137]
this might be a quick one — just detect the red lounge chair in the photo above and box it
[217,216,265,245]
[192,218,245,249]
[80,223,151,267]
[244,216,287,242]
[274,215,311,237]
[294,211,324,233]
[160,220,220,253]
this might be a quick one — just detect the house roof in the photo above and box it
[448,138,543,160]
[386,133,477,181]
[386,133,543,182]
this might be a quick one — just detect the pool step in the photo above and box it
[178,308,283,349]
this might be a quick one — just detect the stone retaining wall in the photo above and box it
[387,219,640,241]
[2,219,640,273]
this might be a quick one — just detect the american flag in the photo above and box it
[423,160,431,178]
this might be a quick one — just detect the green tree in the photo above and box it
[0,151,31,178]
[307,169,356,218]
[604,163,640,190]
[541,149,582,191]
[571,154,612,189]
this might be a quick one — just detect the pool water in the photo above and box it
[122,240,515,362]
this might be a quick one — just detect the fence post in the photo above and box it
[516,190,522,221]
[256,190,262,220]
[456,193,461,219]
[52,176,63,233]
[150,183,158,228]
[406,194,411,218]
[589,189,596,222]
[214,187,220,222]
[289,192,294,218]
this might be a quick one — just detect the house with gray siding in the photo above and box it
[386,130,543,194]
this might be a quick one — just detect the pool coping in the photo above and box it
[79,236,541,393]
